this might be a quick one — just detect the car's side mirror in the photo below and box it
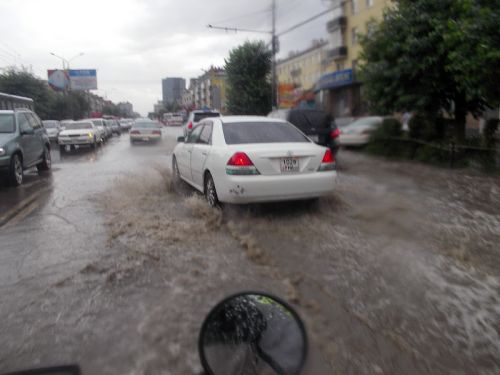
[21,127,35,135]
[177,136,185,143]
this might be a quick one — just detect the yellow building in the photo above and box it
[316,0,391,118]
[277,40,327,91]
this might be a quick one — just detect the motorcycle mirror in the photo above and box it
[199,292,308,375]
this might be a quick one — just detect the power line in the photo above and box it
[277,8,332,37]
[210,7,271,26]
[207,24,272,34]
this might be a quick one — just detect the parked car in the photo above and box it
[172,116,336,206]
[90,118,112,140]
[166,114,183,126]
[42,120,61,142]
[83,118,106,142]
[60,119,74,129]
[338,116,384,146]
[129,120,162,143]
[58,120,100,151]
[105,119,121,135]
[0,109,51,186]
[184,109,220,136]
[268,108,340,156]
[119,119,133,131]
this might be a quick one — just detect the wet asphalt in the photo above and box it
[0,128,499,374]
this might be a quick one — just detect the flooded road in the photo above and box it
[0,128,499,374]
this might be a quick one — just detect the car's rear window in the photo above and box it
[134,122,157,128]
[194,112,220,122]
[66,122,93,130]
[288,110,332,134]
[42,121,58,128]
[222,122,310,145]
[0,114,15,133]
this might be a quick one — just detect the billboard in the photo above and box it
[47,70,70,91]
[48,69,97,91]
[69,69,97,90]
[278,83,302,109]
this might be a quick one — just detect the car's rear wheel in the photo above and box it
[204,172,220,208]
[37,145,51,172]
[9,154,23,186]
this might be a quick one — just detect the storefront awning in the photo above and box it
[314,69,354,92]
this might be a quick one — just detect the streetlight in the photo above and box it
[49,52,84,70]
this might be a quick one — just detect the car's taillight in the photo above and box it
[318,149,336,171]
[130,130,140,134]
[330,128,341,139]
[226,152,260,175]
[187,122,193,130]
[152,130,161,135]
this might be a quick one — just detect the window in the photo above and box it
[187,124,204,143]
[336,62,345,71]
[366,0,374,7]
[351,0,358,14]
[198,123,212,144]
[222,122,309,145]
[0,114,15,133]
[27,113,42,129]
[351,27,358,45]
[17,113,33,133]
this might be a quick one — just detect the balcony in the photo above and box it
[327,16,347,33]
[290,68,302,78]
[327,46,348,60]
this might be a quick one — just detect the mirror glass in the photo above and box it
[200,293,307,375]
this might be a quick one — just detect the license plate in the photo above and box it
[142,137,149,141]
[310,135,319,142]
[280,157,300,173]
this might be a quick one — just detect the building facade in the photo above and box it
[316,0,391,118]
[193,67,227,113]
[162,77,186,106]
[117,101,133,117]
[277,40,328,91]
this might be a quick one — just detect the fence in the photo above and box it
[368,137,500,169]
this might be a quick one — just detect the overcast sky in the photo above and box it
[0,0,331,115]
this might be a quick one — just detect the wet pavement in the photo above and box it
[0,128,499,374]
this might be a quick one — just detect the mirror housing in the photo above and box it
[199,292,308,375]
[177,136,185,143]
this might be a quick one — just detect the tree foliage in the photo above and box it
[0,68,57,119]
[0,68,93,120]
[359,0,500,141]
[225,41,272,115]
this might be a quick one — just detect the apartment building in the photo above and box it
[277,40,328,91]
[193,67,228,113]
[316,0,391,118]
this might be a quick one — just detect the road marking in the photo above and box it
[0,188,48,228]
[3,199,41,228]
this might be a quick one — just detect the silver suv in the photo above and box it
[0,109,51,186]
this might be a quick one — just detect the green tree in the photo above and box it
[225,41,272,115]
[359,0,500,141]
[0,68,57,119]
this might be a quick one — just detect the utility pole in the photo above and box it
[271,0,277,109]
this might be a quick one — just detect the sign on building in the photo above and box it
[315,69,353,91]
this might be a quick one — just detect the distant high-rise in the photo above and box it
[162,77,186,106]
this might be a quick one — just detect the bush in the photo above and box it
[408,112,446,141]
[366,117,404,157]
[483,119,499,149]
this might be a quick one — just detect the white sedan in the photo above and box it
[338,116,383,146]
[172,116,337,206]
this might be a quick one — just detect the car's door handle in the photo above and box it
[187,150,192,153]
[202,152,208,156]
